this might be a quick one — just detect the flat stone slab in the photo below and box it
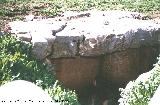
[7,10,160,59]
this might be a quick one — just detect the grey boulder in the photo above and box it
[0,80,59,105]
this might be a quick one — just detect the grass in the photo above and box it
[1,0,160,14]
[1,0,160,31]
[0,0,160,29]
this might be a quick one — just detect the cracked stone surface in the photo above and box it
[7,10,160,59]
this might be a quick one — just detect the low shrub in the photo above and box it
[0,34,80,105]
[119,55,160,105]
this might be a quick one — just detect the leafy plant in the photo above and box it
[0,34,80,105]
[119,56,160,105]
[47,81,80,105]
[1,0,160,17]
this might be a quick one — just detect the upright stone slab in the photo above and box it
[53,57,101,90]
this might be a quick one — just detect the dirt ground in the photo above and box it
[1,10,160,32]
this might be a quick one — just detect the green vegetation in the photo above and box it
[119,56,160,105]
[1,0,160,30]
[1,0,160,16]
[0,34,80,105]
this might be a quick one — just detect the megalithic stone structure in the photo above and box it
[7,10,160,105]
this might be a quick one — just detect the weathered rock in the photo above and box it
[102,47,159,85]
[8,10,160,59]
[52,57,101,90]
[53,10,160,57]
[8,20,66,59]
[149,85,160,105]
[0,80,59,105]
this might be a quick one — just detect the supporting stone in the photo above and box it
[102,47,159,86]
[52,56,101,90]
[51,46,159,105]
